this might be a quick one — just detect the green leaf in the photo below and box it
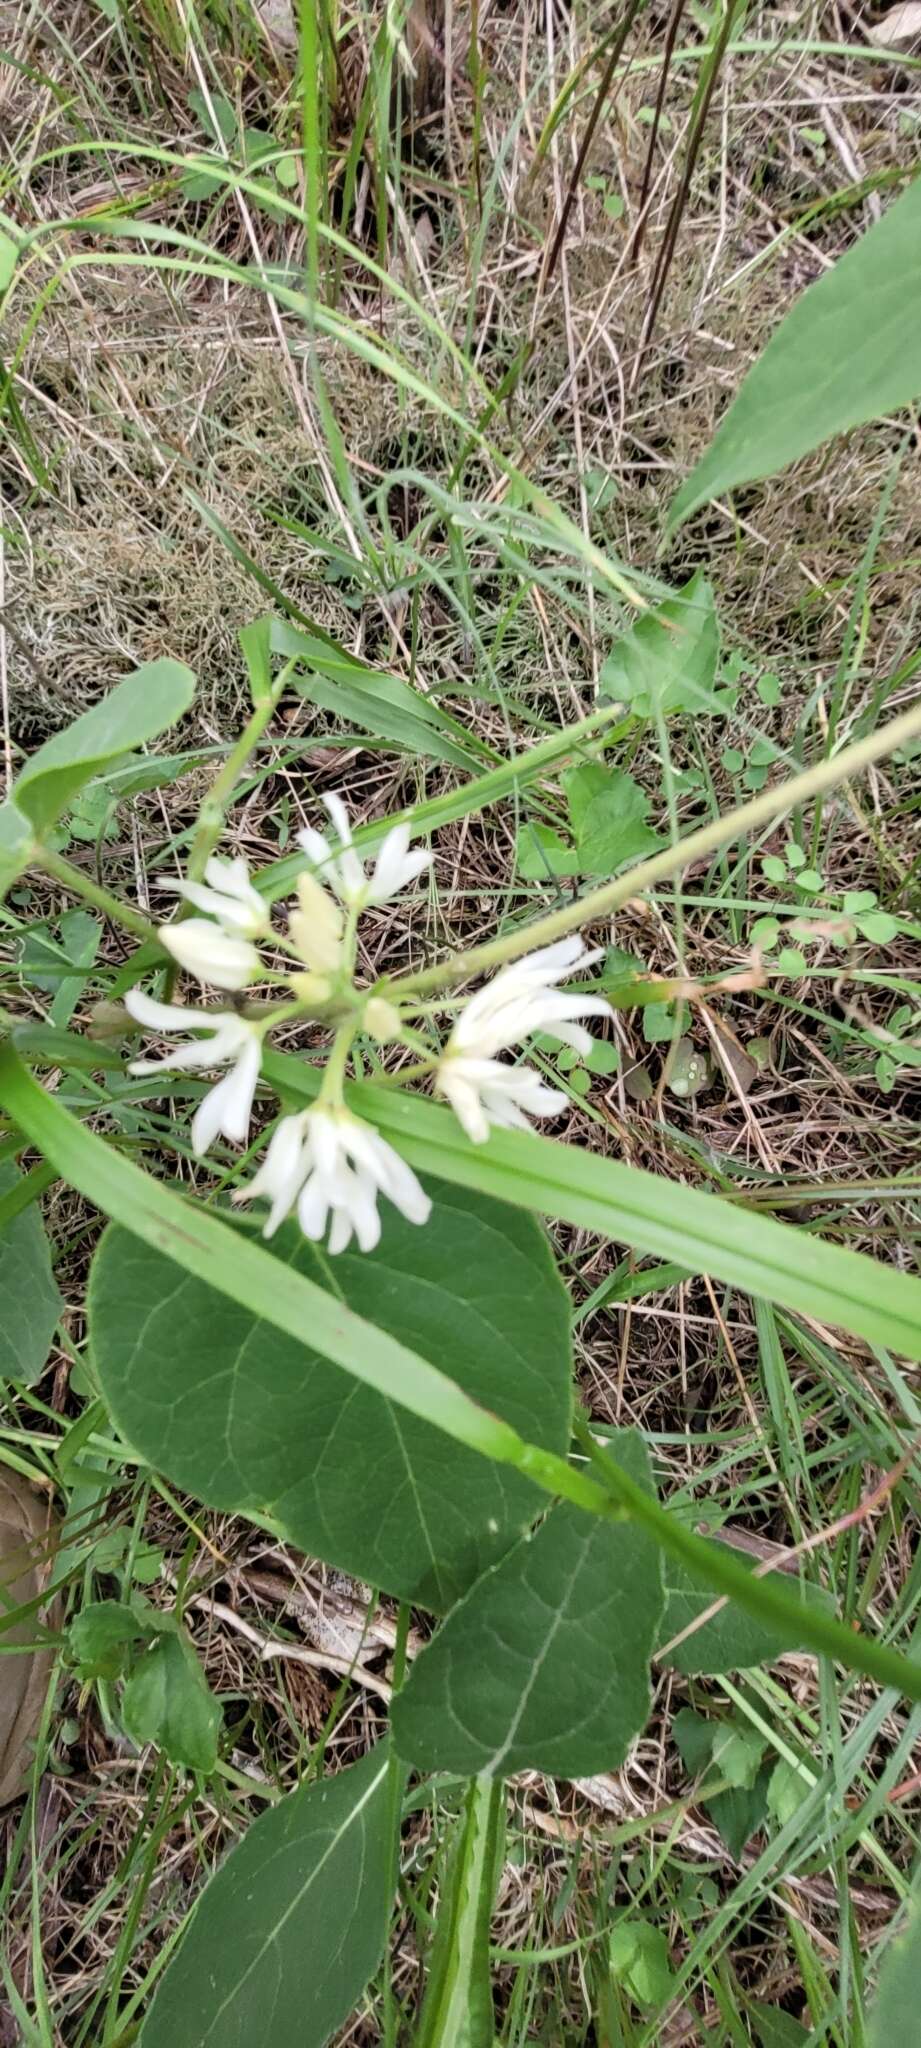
[657,1540,833,1673]
[392,1431,663,1776]
[670,177,921,529]
[673,1709,770,1860]
[18,909,100,1027]
[516,820,580,880]
[0,1162,62,1385]
[122,1629,221,1773]
[610,1919,678,2008]
[67,1598,149,1681]
[766,1757,804,1828]
[11,658,196,833]
[140,1743,395,2048]
[868,1886,921,2048]
[270,619,489,773]
[89,1186,571,1613]
[564,763,661,873]
[0,215,21,294]
[0,796,33,902]
[751,2005,810,2048]
[599,573,722,720]
[711,1721,765,1790]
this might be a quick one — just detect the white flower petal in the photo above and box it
[327,1206,354,1255]
[124,989,199,1033]
[296,824,334,872]
[160,920,260,990]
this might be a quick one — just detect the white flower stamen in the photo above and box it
[234,1105,431,1253]
[436,935,613,1142]
[124,989,263,1157]
[297,795,430,911]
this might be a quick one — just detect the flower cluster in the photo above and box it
[126,799,612,1255]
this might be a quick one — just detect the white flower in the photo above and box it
[124,989,262,1157]
[234,1104,431,1253]
[436,1055,568,1145]
[158,854,268,938]
[287,870,344,974]
[159,918,261,991]
[297,794,430,910]
[436,935,613,1143]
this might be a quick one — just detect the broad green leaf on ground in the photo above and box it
[868,1884,921,2048]
[657,1538,834,1673]
[11,657,196,832]
[270,618,489,772]
[67,1599,151,1681]
[670,176,921,530]
[673,1709,771,1860]
[609,1919,679,2009]
[516,764,659,881]
[599,573,724,719]
[140,1743,394,2048]
[89,1184,571,1613]
[516,819,581,881]
[122,1630,221,1773]
[563,762,661,872]
[392,1431,663,1776]
[0,1163,62,1385]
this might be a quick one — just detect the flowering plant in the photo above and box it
[3,643,921,2047]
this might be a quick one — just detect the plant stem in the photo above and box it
[391,697,921,999]
[36,849,159,944]
[185,663,294,884]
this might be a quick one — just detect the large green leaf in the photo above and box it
[670,176,921,530]
[12,657,196,832]
[0,1162,62,1384]
[392,1431,663,1776]
[264,1055,921,1366]
[140,1743,395,2048]
[89,1185,571,1612]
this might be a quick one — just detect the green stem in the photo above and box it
[415,1774,503,2048]
[36,849,159,944]
[390,697,921,999]
[184,663,294,885]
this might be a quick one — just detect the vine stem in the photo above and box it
[389,696,921,999]
[183,661,295,885]
[35,849,159,944]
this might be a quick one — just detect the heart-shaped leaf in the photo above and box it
[89,1184,571,1613]
[392,1430,663,1776]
